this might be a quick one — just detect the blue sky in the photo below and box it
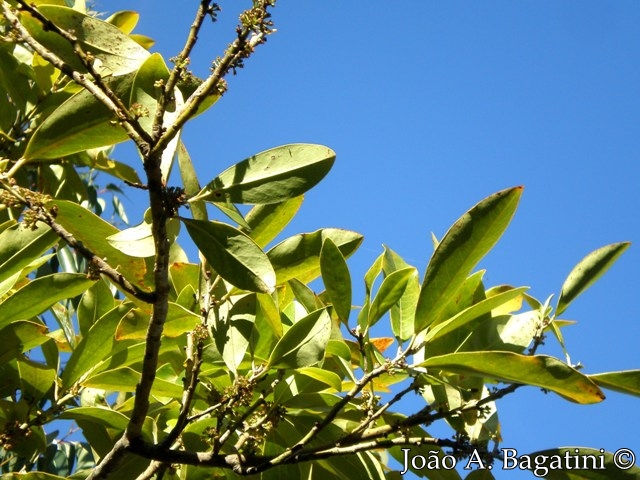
[106,2,639,478]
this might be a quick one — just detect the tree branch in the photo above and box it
[3,2,153,151]
[151,0,215,141]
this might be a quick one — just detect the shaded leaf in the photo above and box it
[182,218,275,293]
[368,267,416,328]
[77,279,115,336]
[268,228,363,285]
[192,144,335,205]
[177,140,207,221]
[268,308,331,369]
[244,196,304,248]
[17,358,56,404]
[419,352,605,404]
[415,187,523,332]
[556,242,630,316]
[320,238,352,324]
[0,322,50,364]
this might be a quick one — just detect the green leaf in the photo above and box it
[59,406,130,431]
[288,278,323,314]
[50,200,151,292]
[556,242,630,316]
[177,141,207,221]
[0,273,95,330]
[268,228,363,285]
[61,303,135,389]
[0,473,68,480]
[257,292,283,338]
[419,352,605,404]
[77,279,115,336]
[83,367,184,399]
[0,222,59,284]
[244,196,304,248]
[24,73,134,160]
[106,215,180,258]
[105,11,140,34]
[415,186,523,332]
[115,303,200,340]
[297,367,342,392]
[589,370,640,398]
[0,322,50,364]
[383,247,420,342]
[268,308,332,369]
[17,358,56,404]
[20,6,149,76]
[211,199,251,230]
[524,447,640,479]
[71,149,141,184]
[368,267,417,328]
[424,287,529,344]
[192,144,335,205]
[212,294,256,373]
[320,238,352,324]
[182,218,275,293]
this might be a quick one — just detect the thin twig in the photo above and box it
[152,0,214,141]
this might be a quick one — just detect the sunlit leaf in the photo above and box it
[424,287,529,344]
[20,6,149,76]
[589,370,640,398]
[105,11,140,34]
[51,200,151,291]
[415,187,523,332]
[83,367,183,399]
[419,351,605,404]
[268,308,331,369]
[556,242,630,316]
[24,72,134,160]
[192,144,335,205]
[182,218,275,293]
[0,273,94,330]
[0,221,58,284]
[115,302,200,340]
[107,216,180,258]
[61,303,135,389]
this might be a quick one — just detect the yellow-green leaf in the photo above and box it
[556,242,630,316]
[415,187,523,332]
[419,351,605,404]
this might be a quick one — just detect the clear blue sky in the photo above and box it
[105,2,639,478]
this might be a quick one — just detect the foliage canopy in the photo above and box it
[0,1,638,479]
